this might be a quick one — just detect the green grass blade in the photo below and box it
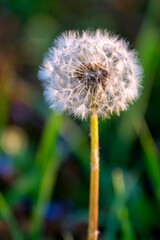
[30,113,63,238]
[35,113,63,169]
[0,192,24,240]
[133,117,160,200]
[112,169,136,240]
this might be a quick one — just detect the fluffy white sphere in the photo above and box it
[38,30,143,119]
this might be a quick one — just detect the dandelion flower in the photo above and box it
[38,29,142,119]
[38,29,143,240]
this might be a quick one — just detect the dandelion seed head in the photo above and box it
[38,29,143,119]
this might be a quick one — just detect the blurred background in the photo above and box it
[0,0,160,239]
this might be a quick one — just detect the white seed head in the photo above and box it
[38,29,143,119]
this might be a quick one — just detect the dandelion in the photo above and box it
[38,29,142,119]
[38,29,143,240]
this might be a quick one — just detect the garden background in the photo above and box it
[0,0,160,239]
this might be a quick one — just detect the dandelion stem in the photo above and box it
[88,113,99,240]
